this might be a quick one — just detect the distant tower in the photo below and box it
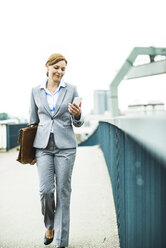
[93,90,111,114]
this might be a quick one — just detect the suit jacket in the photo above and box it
[29,82,84,149]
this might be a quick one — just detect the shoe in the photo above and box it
[44,230,54,245]
[55,246,65,248]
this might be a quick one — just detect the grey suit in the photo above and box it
[30,82,84,149]
[29,82,84,247]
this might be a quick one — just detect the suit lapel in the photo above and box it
[53,86,67,117]
[39,89,52,117]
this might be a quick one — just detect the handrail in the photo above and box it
[106,112,166,163]
[80,112,166,163]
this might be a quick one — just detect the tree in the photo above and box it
[0,112,9,120]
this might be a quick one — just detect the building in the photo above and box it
[93,90,111,114]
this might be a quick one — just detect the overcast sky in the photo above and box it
[0,0,166,119]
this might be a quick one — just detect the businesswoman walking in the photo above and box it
[29,53,84,248]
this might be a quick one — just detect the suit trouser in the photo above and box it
[35,133,76,247]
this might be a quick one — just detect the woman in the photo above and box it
[29,53,84,248]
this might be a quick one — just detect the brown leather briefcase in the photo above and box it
[16,125,37,164]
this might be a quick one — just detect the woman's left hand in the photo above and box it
[68,102,82,120]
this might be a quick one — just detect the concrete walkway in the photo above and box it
[0,146,120,248]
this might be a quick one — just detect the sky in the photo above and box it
[0,0,166,120]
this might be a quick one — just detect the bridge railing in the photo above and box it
[0,123,27,151]
[79,113,166,248]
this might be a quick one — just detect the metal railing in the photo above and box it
[79,118,166,248]
[0,123,28,151]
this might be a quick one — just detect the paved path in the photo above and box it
[0,146,120,248]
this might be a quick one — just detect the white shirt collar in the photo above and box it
[40,78,66,90]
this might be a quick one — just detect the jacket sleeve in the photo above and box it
[71,86,84,127]
[29,88,39,125]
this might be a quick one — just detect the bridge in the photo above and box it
[0,47,166,248]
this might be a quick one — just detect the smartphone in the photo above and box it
[72,97,82,106]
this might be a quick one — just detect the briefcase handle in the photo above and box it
[27,123,38,127]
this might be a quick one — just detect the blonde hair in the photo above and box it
[45,53,67,77]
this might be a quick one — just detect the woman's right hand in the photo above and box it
[30,159,36,165]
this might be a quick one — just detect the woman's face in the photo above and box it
[46,60,67,82]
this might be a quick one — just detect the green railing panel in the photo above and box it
[6,123,27,150]
[79,121,166,248]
